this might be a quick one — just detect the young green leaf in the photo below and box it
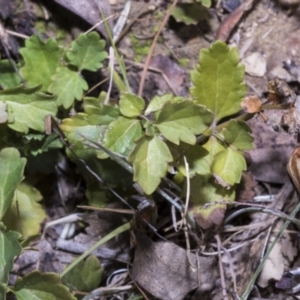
[191,41,247,122]
[197,0,211,7]
[171,3,209,25]
[178,145,209,176]
[48,67,88,109]
[12,271,76,300]
[212,147,246,187]
[0,148,26,220]
[2,182,46,237]
[202,136,226,169]
[223,120,254,150]
[83,99,120,125]
[60,113,108,156]
[0,59,22,89]
[119,92,145,118]
[188,174,235,206]
[86,185,110,207]
[0,227,22,284]
[23,133,63,156]
[62,256,103,292]
[155,100,213,145]
[128,135,173,194]
[66,32,107,72]
[0,85,57,134]
[20,35,63,91]
[145,94,184,115]
[103,117,143,156]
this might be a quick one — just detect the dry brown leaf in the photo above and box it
[267,77,296,105]
[241,95,262,113]
[258,222,298,288]
[132,231,217,300]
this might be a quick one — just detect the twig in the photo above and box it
[124,59,178,95]
[82,284,133,300]
[77,205,134,214]
[84,14,118,35]
[114,4,156,44]
[215,234,229,300]
[138,0,178,97]
[113,0,131,42]
[222,246,237,294]
[104,47,114,104]
[0,23,26,85]
[182,156,197,269]
[216,0,255,42]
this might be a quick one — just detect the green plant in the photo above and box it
[0,29,253,298]
[61,40,252,227]
[0,31,107,299]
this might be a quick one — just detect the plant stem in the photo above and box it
[60,221,131,278]
[197,113,254,143]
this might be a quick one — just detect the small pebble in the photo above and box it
[222,0,241,12]
[243,52,267,77]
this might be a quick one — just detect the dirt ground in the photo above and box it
[3,0,300,299]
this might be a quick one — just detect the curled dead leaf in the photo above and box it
[132,231,217,300]
[287,146,300,193]
[267,77,296,105]
[241,95,262,113]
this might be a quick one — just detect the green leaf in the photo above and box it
[62,256,103,292]
[188,175,234,228]
[23,134,63,156]
[202,136,225,169]
[128,135,173,194]
[66,32,107,72]
[223,120,254,150]
[12,271,76,300]
[48,67,88,109]
[155,100,213,145]
[0,226,22,284]
[0,59,22,89]
[190,41,247,122]
[104,117,143,156]
[83,99,120,124]
[0,148,26,220]
[178,145,209,176]
[119,92,145,118]
[20,35,63,91]
[171,3,209,25]
[0,283,7,300]
[145,94,184,115]
[0,102,8,124]
[86,187,110,207]
[212,147,246,187]
[188,174,235,206]
[0,85,57,133]
[3,182,46,237]
[26,150,62,175]
[60,113,107,155]
[196,0,211,7]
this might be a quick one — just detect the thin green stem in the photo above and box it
[60,222,131,278]
[197,113,254,143]
[100,11,131,92]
